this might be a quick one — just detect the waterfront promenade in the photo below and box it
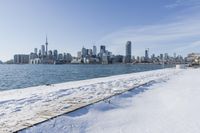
[22,68,200,133]
[0,68,180,132]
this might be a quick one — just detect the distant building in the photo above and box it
[164,53,169,60]
[30,58,41,64]
[45,36,48,55]
[81,47,87,58]
[29,52,38,60]
[28,36,78,64]
[34,48,38,55]
[53,50,58,60]
[124,41,132,63]
[160,54,163,60]
[88,49,93,56]
[93,45,97,56]
[136,56,140,63]
[71,58,82,64]
[151,54,155,59]
[41,45,45,57]
[77,51,82,59]
[186,53,200,65]
[58,53,63,60]
[14,54,29,64]
[112,55,123,63]
[102,53,108,64]
[38,50,42,58]
[144,49,149,62]
[100,45,106,53]
[48,50,53,60]
[173,53,176,58]
[64,53,72,63]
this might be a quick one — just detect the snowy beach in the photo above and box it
[0,68,186,132]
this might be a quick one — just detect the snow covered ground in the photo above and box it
[20,68,200,133]
[0,68,181,132]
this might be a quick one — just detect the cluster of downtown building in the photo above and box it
[13,38,185,65]
[14,37,72,64]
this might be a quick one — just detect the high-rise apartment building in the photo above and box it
[41,45,45,56]
[45,36,48,55]
[14,54,29,64]
[93,45,97,56]
[81,47,87,57]
[34,48,38,55]
[100,45,106,53]
[53,50,58,60]
[145,49,149,59]
[125,41,132,63]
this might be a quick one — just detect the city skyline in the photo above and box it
[1,0,200,61]
[12,38,186,65]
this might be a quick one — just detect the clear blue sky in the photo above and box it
[0,0,200,61]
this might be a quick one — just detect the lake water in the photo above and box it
[0,64,174,91]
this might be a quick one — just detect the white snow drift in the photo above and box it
[0,68,181,132]
[22,68,200,133]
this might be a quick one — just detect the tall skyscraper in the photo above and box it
[81,47,87,57]
[48,50,53,60]
[100,45,106,53]
[41,45,45,56]
[88,49,93,56]
[93,45,97,56]
[58,53,63,60]
[160,54,164,60]
[53,50,58,60]
[144,48,149,63]
[45,36,48,55]
[125,41,132,63]
[34,48,38,55]
[38,49,42,58]
[145,48,149,60]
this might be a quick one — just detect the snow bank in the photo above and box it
[21,68,200,133]
[0,68,180,132]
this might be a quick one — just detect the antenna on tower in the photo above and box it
[45,34,48,44]
[45,34,48,55]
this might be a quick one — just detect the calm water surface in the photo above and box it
[0,64,174,91]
